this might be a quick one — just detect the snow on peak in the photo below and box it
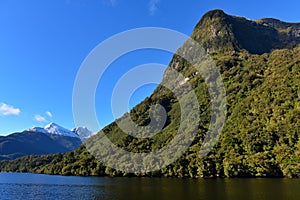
[71,127,94,141]
[28,123,79,138]
[28,127,48,134]
[44,123,79,138]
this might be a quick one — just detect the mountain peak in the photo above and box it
[28,123,93,140]
[192,9,237,54]
[44,122,60,129]
[192,9,300,54]
[28,123,79,138]
[201,9,228,20]
[71,127,94,141]
[44,122,79,138]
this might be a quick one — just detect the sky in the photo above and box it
[0,0,300,135]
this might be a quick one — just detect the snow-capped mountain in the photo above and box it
[29,122,78,138]
[71,127,94,141]
[28,126,48,134]
[44,123,79,138]
[28,122,93,140]
[1,123,85,160]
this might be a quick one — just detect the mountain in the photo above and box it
[29,123,93,140]
[1,10,300,177]
[0,123,92,160]
[0,131,81,160]
[192,9,300,54]
[71,127,94,141]
[29,123,79,138]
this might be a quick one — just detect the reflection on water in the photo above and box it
[0,173,299,200]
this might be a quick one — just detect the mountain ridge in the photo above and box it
[192,9,300,54]
[28,122,93,140]
[0,131,81,160]
[0,123,92,160]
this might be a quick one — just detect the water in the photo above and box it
[0,173,300,200]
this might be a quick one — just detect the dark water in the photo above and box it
[0,173,300,200]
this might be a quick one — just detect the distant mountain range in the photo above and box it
[28,122,93,140]
[0,123,93,160]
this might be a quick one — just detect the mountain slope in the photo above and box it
[0,123,92,160]
[0,131,81,160]
[1,10,300,177]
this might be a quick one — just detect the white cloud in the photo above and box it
[46,111,52,118]
[0,103,21,116]
[149,0,160,15]
[34,115,47,122]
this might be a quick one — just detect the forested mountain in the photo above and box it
[1,10,300,177]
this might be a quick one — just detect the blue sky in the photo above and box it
[0,0,300,135]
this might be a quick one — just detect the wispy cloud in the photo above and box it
[34,115,47,122]
[109,0,117,6]
[102,0,117,7]
[0,103,21,116]
[149,0,160,15]
[46,111,52,118]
